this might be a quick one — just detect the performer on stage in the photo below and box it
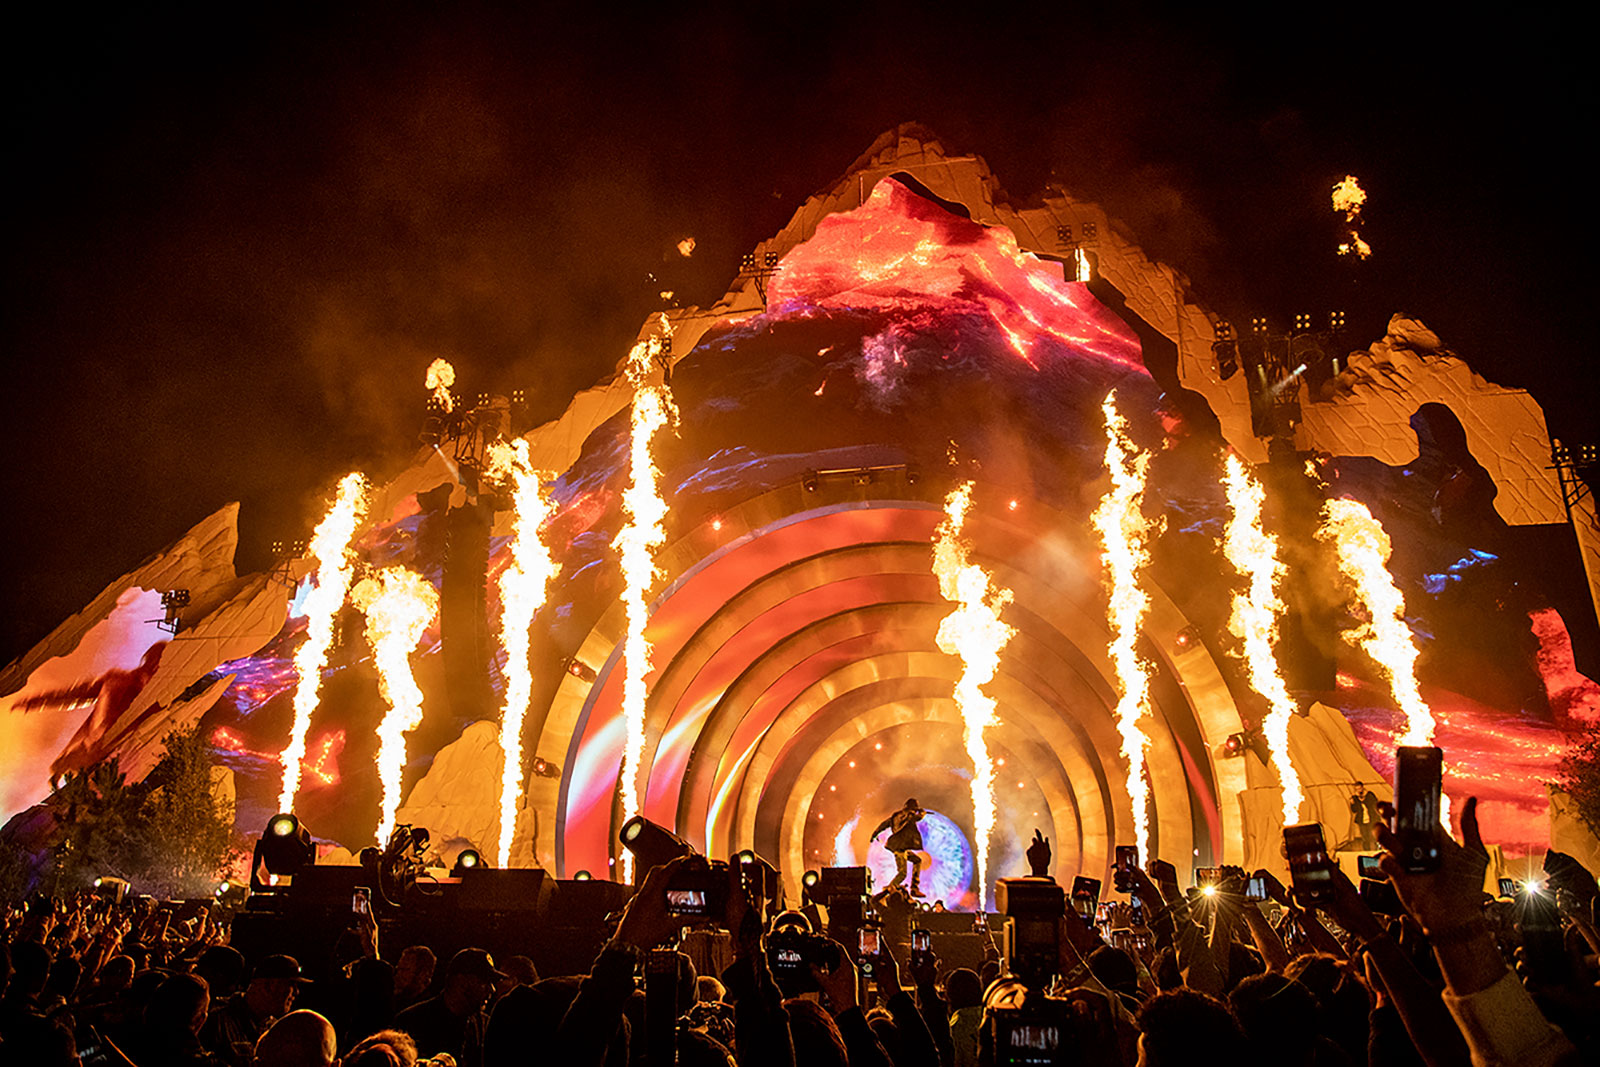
[870,797,927,897]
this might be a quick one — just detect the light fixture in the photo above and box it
[451,849,483,878]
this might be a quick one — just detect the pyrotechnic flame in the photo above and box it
[677,237,696,258]
[425,358,456,413]
[1090,392,1159,860]
[1221,454,1305,825]
[1074,248,1091,283]
[278,472,369,813]
[352,567,439,846]
[932,481,1017,907]
[484,439,560,867]
[613,323,678,881]
[1317,498,1449,825]
[1332,175,1372,259]
[1317,499,1433,745]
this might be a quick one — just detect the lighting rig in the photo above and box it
[1217,311,1349,443]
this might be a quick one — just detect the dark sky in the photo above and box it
[3,4,1594,664]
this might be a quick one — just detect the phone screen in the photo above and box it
[1394,746,1443,873]
[1498,878,1516,898]
[1244,876,1268,902]
[352,887,371,916]
[1357,855,1383,880]
[666,889,712,917]
[911,929,931,951]
[859,927,880,954]
[1070,876,1101,921]
[1284,824,1335,901]
[1114,844,1138,891]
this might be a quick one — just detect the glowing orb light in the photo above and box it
[863,809,974,910]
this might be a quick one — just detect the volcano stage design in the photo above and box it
[5,128,1599,900]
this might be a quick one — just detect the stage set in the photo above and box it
[5,127,1600,920]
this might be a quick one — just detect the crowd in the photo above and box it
[3,795,1597,1066]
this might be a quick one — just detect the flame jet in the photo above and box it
[1333,175,1372,259]
[278,472,369,813]
[1221,454,1305,825]
[613,322,678,881]
[425,358,456,412]
[1317,499,1434,747]
[1090,392,1159,860]
[484,439,560,867]
[932,481,1017,907]
[352,567,439,846]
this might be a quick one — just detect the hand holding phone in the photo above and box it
[1283,824,1336,904]
[1393,746,1443,873]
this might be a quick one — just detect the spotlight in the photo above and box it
[1201,885,1218,898]
[618,815,693,875]
[802,471,819,493]
[573,870,593,881]
[257,813,314,880]
[1221,732,1251,759]
[802,870,820,890]
[1174,625,1202,650]
[451,849,484,878]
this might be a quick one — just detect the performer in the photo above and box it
[870,797,927,897]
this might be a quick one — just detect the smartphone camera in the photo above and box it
[858,925,881,979]
[1113,844,1138,893]
[911,927,932,972]
[1283,824,1336,903]
[1393,745,1443,874]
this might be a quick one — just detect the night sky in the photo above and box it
[3,4,1594,665]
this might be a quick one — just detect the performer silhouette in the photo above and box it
[871,797,927,897]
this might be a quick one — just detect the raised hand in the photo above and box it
[1375,797,1489,936]
[1026,830,1052,878]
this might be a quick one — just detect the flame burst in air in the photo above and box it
[352,567,439,846]
[1090,393,1159,860]
[614,323,678,881]
[1221,455,1305,825]
[425,358,456,412]
[485,439,560,868]
[676,237,696,258]
[1074,248,1091,283]
[1332,175,1372,259]
[278,472,369,813]
[932,481,1017,906]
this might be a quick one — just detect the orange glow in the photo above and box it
[1090,392,1158,860]
[932,481,1017,904]
[677,237,696,258]
[278,472,368,813]
[351,567,439,845]
[1221,454,1304,824]
[1332,176,1372,260]
[424,358,456,412]
[614,320,678,881]
[484,439,559,867]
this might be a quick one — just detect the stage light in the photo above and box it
[574,870,593,881]
[802,870,820,890]
[618,815,693,875]
[802,471,819,492]
[257,813,315,879]
[93,876,129,904]
[1221,732,1250,758]
[1174,625,1202,650]
[1201,885,1218,898]
[215,881,249,909]
[452,849,483,877]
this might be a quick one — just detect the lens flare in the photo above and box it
[932,481,1017,908]
[484,439,560,868]
[424,358,456,412]
[1318,498,1448,824]
[1221,454,1305,825]
[614,321,678,881]
[278,472,369,813]
[351,567,439,845]
[1090,392,1158,860]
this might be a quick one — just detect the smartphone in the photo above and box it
[1357,855,1385,881]
[1194,867,1224,892]
[1244,876,1268,902]
[1127,897,1145,926]
[1517,883,1567,983]
[1114,845,1139,893]
[858,926,880,979]
[352,887,371,918]
[1070,876,1102,923]
[1110,928,1135,953]
[1393,746,1443,873]
[911,927,931,972]
[1284,824,1336,903]
[1498,878,1516,899]
[1359,879,1403,916]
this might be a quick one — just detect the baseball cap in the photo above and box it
[252,954,312,984]
[445,947,506,983]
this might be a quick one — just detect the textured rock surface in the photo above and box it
[1298,316,1564,525]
